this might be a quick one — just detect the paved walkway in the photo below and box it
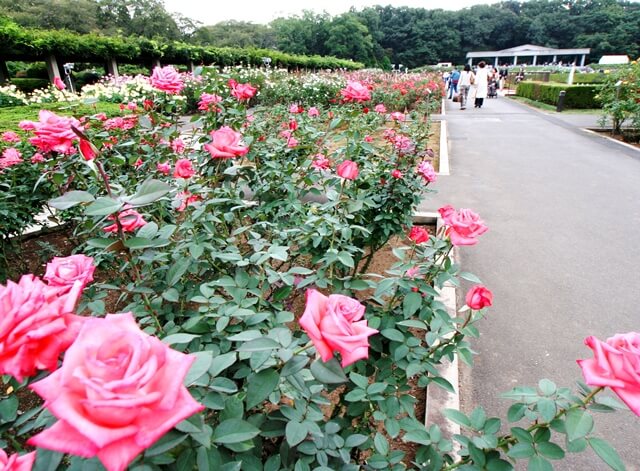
[420,96,640,469]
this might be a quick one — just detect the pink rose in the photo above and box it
[340,81,371,102]
[299,289,378,367]
[173,158,195,179]
[28,313,204,471]
[337,160,359,180]
[126,102,137,110]
[79,139,97,161]
[198,93,222,112]
[289,103,303,113]
[311,154,330,170]
[176,191,200,212]
[0,449,36,471]
[0,148,23,169]
[19,120,36,131]
[1,131,20,143]
[364,135,373,143]
[103,208,147,233]
[391,169,403,179]
[406,266,420,278]
[27,110,80,154]
[438,206,488,246]
[416,161,437,183]
[578,333,640,416]
[465,285,493,310]
[53,77,66,91]
[0,274,84,382]
[374,104,387,113]
[230,82,257,101]
[390,112,406,122]
[308,107,320,117]
[204,126,249,159]
[394,135,415,154]
[150,66,184,94]
[31,153,45,163]
[287,137,299,148]
[157,162,171,175]
[44,255,95,292]
[409,226,429,244]
[170,138,185,154]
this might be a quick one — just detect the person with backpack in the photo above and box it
[448,67,460,99]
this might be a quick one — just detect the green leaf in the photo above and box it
[538,379,557,396]
[166,257,191,286]
[49,190,94,210]
[246,368,279,409]
[566,437,587,453]
[537,442,565,460]
[507,442,535,459]
[588,438,625,471]
[127,179,171,206]
[124,237,170,250]
[209,352,237,377]
[285,421,307,446]
[345,434,368,448]
[459,271,482,283]
[281,356,309,377]
[212,419,261,444]
[565,409,594,442]
[310,358,348,384]
[402,429,431,446]
[536,398,556,422]
[507,403,527,423]
[337,251,354,268]
[527,456,553,471]
[162,333,199,345]
[33,449,65,471]
[374,433,389,456]
[486,458,514,471]
[511,427,534,443]
[381,328,405,343]
[0,395,18,423]
[145,430,188,456]
[403,291,423,316]
[236,337,280,352]
[85,197,123,216]
[184,351,214,386]
[443,409,471,428]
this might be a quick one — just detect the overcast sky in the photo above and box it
[163,0,488,25]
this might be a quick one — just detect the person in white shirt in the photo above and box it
[457,64,475,110]
[473,61,489,108]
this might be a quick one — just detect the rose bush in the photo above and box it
[0,67,634,471]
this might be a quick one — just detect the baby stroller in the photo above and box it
[488,78,498,98]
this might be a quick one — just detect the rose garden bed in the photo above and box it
[0,67,636,471]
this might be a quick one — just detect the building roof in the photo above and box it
[598,55,629,64]
[466,44,590,58]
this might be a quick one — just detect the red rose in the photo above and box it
[465,285,493,309]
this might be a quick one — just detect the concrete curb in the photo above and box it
[581,128,640,153]
[437,120,450,176]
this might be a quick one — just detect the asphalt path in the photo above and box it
[420,95,640,470]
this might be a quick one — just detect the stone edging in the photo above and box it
[581,128,640,153]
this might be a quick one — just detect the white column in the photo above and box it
[494,57,499,67]
[532,55,537,66]
[580,55,586,67]
[513,55,518,66]
[106,57,119,78]
[468,58,472,66]
[150,59,161,72]
[553,55,557,63]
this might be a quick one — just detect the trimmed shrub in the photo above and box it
[10,78,50,93]
[516,81,601,108]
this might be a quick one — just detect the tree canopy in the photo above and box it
[1,0,638,68]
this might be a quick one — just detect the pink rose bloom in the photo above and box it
[1,131,20,143]
[289,103,303,113]
[126,102,137,110]
[176,191,200,212]
[288,119,298,131]
[308,107,320,117]
[198,93,222,112]
[311,154,330,170]
[0,274,84,382]
[340,81,371,102]
[103,208,147,233]
[133,158,143,168]
[170,138,185,154]
[28,313,204,471]
[383,128,396,141]
[465,285,493,310]
[391,169,403,179]
[416,161,437,183]
[28,110,80,154]
[409,226,429,244]
[44,255,95,293]
[31,153,45,163]
[337,160,359,180]
[173,158,195,179]
[230,82,257,101]
[374,104,387,113]
[438,205,488,246]
[150,66,184,94]
[94,112,108,121]
[390,112,406,122]
[19,120,36,131]
[53,77,66,91]
[299,289,378,367]
[578,332,640,416]
[279,130,292,139]
[0,148,23,169]
[394,135,415,154]
[79,139,97,161]
[364,135,373,143]
[204,126,249,159]
[0,449,36,471]
[287,137,299,148]
[156,162,171,175]
[405,266,420,278]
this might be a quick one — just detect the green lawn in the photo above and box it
[0,101,122,132]
[508,95,603,115]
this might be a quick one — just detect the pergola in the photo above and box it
[466,44,591,67]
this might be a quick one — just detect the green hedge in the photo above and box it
[10,78,50,93]
[0,17,363,71]
[516,81,601,109]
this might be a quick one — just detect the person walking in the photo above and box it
[473,61,489,108]
[448,67,460,99]
[458,64,474,110]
